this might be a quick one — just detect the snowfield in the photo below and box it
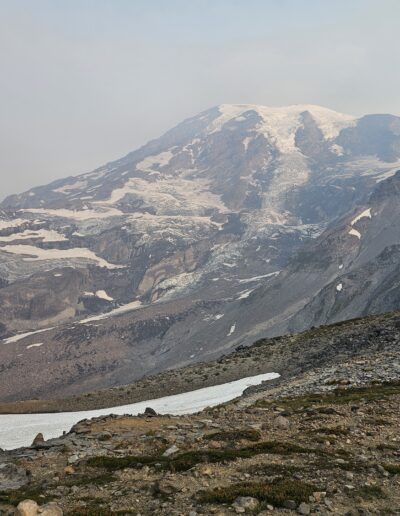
[0,372,279,450]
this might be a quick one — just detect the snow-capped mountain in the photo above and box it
[1,104,400,400]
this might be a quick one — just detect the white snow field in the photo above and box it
[0,372,279,450]
[0,373,280,450]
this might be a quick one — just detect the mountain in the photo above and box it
[0,104,400,401]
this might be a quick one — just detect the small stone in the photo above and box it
[144,407,157,416]
[274,415,290,429]
[313,491,326,502]
[162,445,179,457]
[298,502,311,515]
[67,455,79,464]
[283,500,297,510]
[233,496,259,511]
[16,500,39,516]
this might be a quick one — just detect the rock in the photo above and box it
[63,466,75,475]
[67,455,79,464]
[162,445,179,457]
[312,491,326,502]
[153,480,180,496]
[283,500,297,510]
[144,407,157,416]
[0,463,30,491]
[31,433,45,447]
[233,496,259,512]
[274,415,290,429]
[38,502,63,515]
[15,500,39,516]
[298,502,311,515]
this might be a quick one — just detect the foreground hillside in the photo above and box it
[0,330,399,514]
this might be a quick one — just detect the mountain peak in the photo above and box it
[207,103,356,147]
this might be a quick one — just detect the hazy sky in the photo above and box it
[1,0,400,198]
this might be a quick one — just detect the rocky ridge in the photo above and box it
[0,311,400,514]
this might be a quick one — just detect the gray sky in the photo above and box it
[1,0,400,198]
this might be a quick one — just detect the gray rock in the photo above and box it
[31,433,45,447]
[274,415,290,429]
[233,496,259,511]
[298,502,311,515]
[162,445,180,457]
[0,463,30,491]
[283,500,297,510]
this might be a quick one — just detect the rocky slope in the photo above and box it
[1,105,400,401]
[0,311,400,515]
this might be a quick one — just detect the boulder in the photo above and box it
[162,445,179,457]
[233,496,259,512]
[274,415,290,429]
[0,463,30,491]
[144,407,157,416]
[31,433,45,447]
[15,500,39,516]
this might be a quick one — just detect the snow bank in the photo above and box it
[0,372,279,449]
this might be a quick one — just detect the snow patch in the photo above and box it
[208,104,355,153]
[0,372,280,449]
[0,229,68,243]
[3,327,54,345]
[79,300,142,324]
[20,207,124,220]
[227,323,236,337]
[348,228,361,240]
[351,208,372,226]
[95,290,114,301]
[136,151,174,172]
[0,245,123,269]
[237,289,254,300]
[26,343,43,349]
[238,271,280,283]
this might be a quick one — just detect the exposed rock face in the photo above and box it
[0,104,400,401]
[0,463,30,491]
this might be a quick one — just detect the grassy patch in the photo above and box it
[382,464,400,475]
[67,503,113,515]
[243,462,304,476]
[197,479,317,507]
[312,426,350,436]
[353,485,386,500]
[0,485,53,506]
[87,440,325,473]
[203,428,261,442]
[86,455,168,471]
[63,472,117,487]
[365,417,392,426]
[255,381,400,410]
[376,443,398,451]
